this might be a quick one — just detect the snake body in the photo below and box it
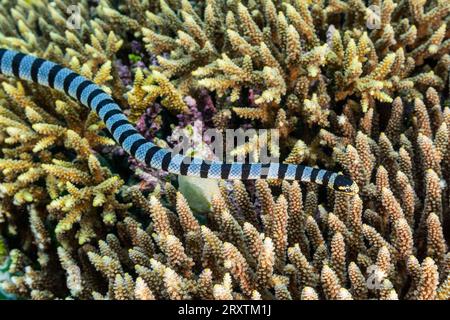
[0,49,358,194]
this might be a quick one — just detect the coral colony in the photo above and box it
[0,0,449,300]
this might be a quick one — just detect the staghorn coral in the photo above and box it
[0,0,449,301]
[0,70,130,247]
[98,0,450,157]
[2,163,449,299]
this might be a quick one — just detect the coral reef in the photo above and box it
[0,0,449,300]
[2,173,449,300]
[126,0,450,158]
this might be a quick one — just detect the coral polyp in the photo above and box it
[0,0,449,300]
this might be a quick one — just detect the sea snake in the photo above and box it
[0,49,359,194]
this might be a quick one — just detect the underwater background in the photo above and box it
[0,0,449,300]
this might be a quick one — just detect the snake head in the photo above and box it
[334,175,359,195]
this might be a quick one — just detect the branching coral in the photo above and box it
[2,160,449,299]
[102,0,449,138]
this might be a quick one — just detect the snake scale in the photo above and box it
[0,49,358,194]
